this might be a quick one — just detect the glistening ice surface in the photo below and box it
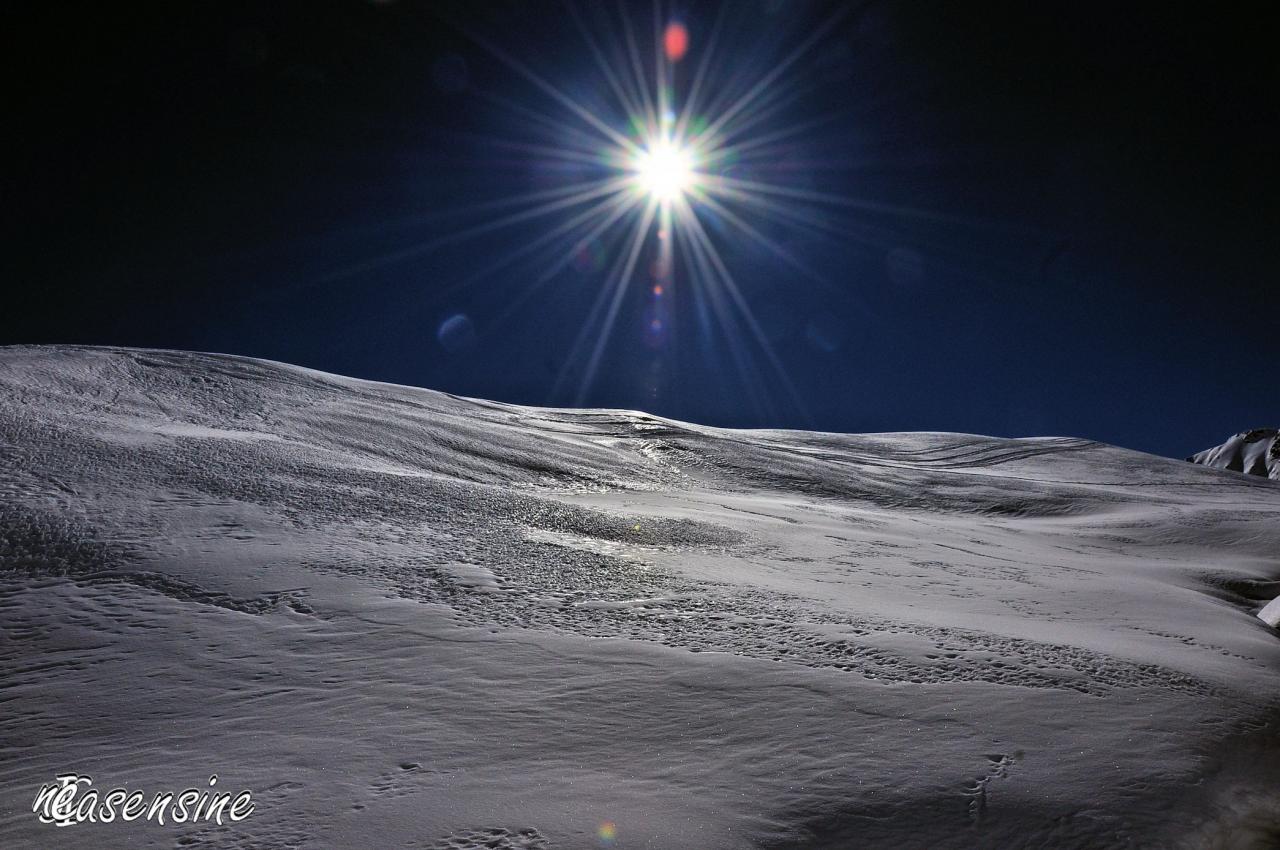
[2,346,1278,849]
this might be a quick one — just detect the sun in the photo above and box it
[631,135,697,201]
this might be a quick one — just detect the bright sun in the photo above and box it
[631,136,696,201]
[410,5,854,408]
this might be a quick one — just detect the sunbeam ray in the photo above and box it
[566,1,647,129]
[676,195,811,422]
[695,6,850,144]
[487,191,644,334]
[319,177,633,284]
[574,198,657,405]
[433,188,637,304]
[455,18,641,156]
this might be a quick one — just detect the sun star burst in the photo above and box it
[631,135,697,202]
[336,3,857,415]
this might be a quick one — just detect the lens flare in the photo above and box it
[663,21,689,62]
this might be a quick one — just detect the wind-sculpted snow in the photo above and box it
[1,346,1279,849]
[1189,428,1280,481]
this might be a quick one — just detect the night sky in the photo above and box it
[7,1,1276,459]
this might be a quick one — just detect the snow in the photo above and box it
[1188,428,1280,481]
[1,345,1278,849]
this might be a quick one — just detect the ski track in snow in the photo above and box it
[1,345,1279,849]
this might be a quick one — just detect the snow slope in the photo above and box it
[1,345,1278,849]
[1189,429,1280,481]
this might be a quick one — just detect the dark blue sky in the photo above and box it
[7,1,1276,458]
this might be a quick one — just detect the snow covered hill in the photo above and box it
[1189,428,1280,481]
[1,345,1278,849]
